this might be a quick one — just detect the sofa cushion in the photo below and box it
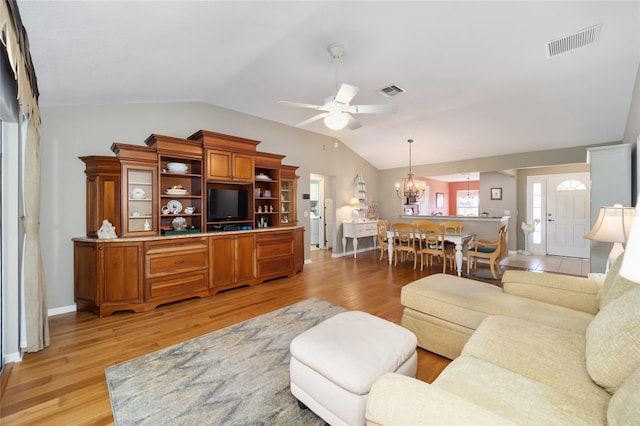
[402,274,594,333]
[503,270,601,314]
[586,287,640,394]
[435,356,607,425]
[366,373,516,426]
[462,315,610,409]
[597,253,636,309]
[607,366,640,426]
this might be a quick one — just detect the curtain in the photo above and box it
[0,0,48,351]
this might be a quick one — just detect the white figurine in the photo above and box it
[97,219,117,239]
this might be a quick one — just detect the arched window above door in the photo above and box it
[556,179,587,191]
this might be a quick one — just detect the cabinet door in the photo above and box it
[294,227,304,272]
[101,242,144,304]
[210,235,235,288]
[206,149,232,181]
[233,154,255,181]
[121,163,157,237]
[234,233,256,283]
[209,233,255,291]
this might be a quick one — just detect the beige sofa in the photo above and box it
[366,254,640,425]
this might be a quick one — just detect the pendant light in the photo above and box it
[395,139,424,200]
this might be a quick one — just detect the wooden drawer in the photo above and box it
[145,237,208,254]
[148,271,208,300]
[146,249,207,278]
[257,257,293,277]
[256,232,293,259]
[145,237,208,279]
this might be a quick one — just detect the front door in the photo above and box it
[546,173,590,258]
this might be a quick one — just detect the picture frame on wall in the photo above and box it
[436,192,444,208]
[490,187,502,200]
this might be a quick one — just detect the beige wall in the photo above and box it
[40,102,378,310]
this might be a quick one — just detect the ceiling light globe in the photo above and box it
[324,112,348,130]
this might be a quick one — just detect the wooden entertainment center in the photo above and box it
[73,130,303,316]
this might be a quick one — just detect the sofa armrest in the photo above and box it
[502,270,602,315]
[366,373,515,426]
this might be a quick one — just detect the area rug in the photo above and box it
[105,298,346,425]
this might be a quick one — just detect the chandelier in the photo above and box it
[395,139,424,200]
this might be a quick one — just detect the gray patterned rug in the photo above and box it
[105,298,346,425]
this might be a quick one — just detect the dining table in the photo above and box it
[386,230,476,276]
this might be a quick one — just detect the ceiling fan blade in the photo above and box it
[277,100,323,110]
[345,113,362,130]
[335,83,359,104]
[348,104,399,114]
[296,112,330,127]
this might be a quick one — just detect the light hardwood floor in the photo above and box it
[1,248,455,425]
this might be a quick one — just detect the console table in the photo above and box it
[342,220,378,258]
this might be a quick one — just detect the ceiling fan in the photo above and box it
[277,43,399,131]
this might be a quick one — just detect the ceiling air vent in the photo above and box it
[378,84,405,97]
[545,24,601,58]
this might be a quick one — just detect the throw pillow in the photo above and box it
[607,366,640,425]
[597,253,637,310]
[586,287,640,394]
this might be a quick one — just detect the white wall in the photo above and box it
[40,102,378,310]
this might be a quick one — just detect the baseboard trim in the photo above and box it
[0,362,14,400]
[331,246,377,258]
[4,351,22,364]
[48,304,76,317]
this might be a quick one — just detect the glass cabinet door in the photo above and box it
[280,180,293,224]
[122,164,157,236]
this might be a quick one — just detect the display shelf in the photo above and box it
[115,145,158,237]
[280,165,298,225]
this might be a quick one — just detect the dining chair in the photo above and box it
[415,223,447,272]
[392,222,417,268]
[411,219,433,227]
[440,221,464,270]
[466,225,508,279]
[377,220,390,261]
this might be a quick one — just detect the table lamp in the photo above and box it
[585,204,635,271]
[619,197,640,283]
[349,197,361,221]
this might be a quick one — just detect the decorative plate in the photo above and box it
[166,188,188,195]
[167,200,183,214]
[172,216,187,230]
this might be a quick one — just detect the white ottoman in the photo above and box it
[290,311,418,426]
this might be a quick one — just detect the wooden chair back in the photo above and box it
[392,222,417,268]
[440,221,464,234]
[466,225,507,279]
[416,223,447,272]
[412,219,433,227]
[377,220,390,261]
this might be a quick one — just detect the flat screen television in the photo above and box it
[207,188,249,221]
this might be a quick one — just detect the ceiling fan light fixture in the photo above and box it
[324,112,348,130]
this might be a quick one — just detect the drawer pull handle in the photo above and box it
[174,260,185,265]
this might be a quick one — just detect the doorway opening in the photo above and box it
[310,173,336,251]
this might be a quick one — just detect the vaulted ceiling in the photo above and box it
[17,1,640,170]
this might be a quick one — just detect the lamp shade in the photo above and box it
[349,197,361,207]
[620,197,640,283]
[585,204,635,243]
[585,204,635,272]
